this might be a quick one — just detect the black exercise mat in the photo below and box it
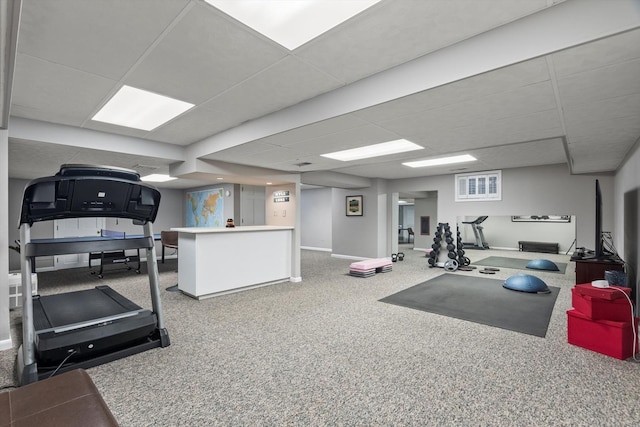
[474,256,567,274]
[379,274,560,337]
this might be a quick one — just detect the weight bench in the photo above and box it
[90,229,141,278]
[518,240,559,254]
[0,369,119,426]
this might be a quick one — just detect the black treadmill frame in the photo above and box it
[18,164,170,384]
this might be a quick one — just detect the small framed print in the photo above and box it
[346,195,363,216]
[420,216,430,235]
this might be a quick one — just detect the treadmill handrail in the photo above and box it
[25,236,154,257]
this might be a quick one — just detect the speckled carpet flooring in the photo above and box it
[2,248,640,426]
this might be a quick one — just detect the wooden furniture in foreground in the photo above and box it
[575,257,624,285]
[0,369,119,427]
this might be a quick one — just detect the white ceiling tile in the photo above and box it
[296,0,548,83]
[552,28,640,78]
[557,59,640,106]
[11,54,118,126]
[125,2,288,104]
[18,0,190,80]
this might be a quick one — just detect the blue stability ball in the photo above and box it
[503,274,551,294]
[526,258,559,271]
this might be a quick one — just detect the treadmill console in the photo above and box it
[20,164,161,225]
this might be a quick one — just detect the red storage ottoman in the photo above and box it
[571,288,633,322]
[567,309,638,360]
[574,283,631,301]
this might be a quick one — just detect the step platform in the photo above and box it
[349,258,392,278]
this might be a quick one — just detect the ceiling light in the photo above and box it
[403,154,477,168]
[205,0,381,50]
[92,85,194,131]
[321,139,424,162]
[141,174,177,182]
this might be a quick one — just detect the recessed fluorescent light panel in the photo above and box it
[321,139,424,162]
[141,174,177,183]
[205,0,382,50]
[403,154,477,168]
[92,85,194,131]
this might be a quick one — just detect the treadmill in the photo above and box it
[18,164,170,384]
[461,216,490,249]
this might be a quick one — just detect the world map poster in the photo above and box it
[186,188,224,227]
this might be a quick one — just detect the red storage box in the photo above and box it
[571,288,633,322]
[567,309,638,360]
[574,283,631,301]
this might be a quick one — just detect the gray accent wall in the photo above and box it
[413,195,438,250]
[332,186,384,259]
[614,141,640,309]
[300,187,332,250]
[390,164,612,254]
[462,215,576,253]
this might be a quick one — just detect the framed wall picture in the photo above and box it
[420,216,430,235]
[346,195,363,216]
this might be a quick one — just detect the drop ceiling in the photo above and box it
[5,0,640,189]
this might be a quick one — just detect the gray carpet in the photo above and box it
[2,249,640,426]
[475,256,568,273]
[379,273,560,337]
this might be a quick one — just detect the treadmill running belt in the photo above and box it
[36,286,143,329]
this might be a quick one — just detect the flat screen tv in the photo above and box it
[595,179,603,258]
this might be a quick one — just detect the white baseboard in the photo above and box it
[331,253,368,261]
[290,276,302,283]
[0,337,13,351]
[301,246,332,252]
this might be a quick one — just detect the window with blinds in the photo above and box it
[455,170,501,201]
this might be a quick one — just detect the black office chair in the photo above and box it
[161,231,179,292]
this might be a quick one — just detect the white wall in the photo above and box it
[300,188,332,250]
[389,164,612,254]
[1,130,9,349]
[265,184,296,227]
[465,215,576,253]
[614,142,640,307]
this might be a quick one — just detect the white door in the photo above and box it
[240,185,266,225]
[53,217,105,270]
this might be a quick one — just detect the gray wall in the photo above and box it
[300,187,332,250]
[302,163,607,260]
[332,186,385,259]
[461,215,576,253]
[413,195,438,250]
[390,164,613,254]
[614,141,640,307]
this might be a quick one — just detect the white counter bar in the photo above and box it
[171,226,294,299]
